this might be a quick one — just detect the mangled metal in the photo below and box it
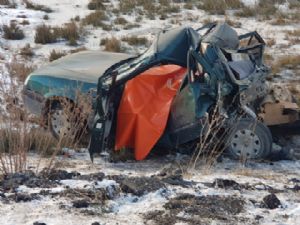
[88,22,300,161]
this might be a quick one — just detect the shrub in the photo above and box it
[266,38,276,47]
[74,15,80,22]
[60,22,80,46]
[235,0,280,19]
[124,23,140,30]
[0,0,16,7]
[20,43,34,58]
[3,21,25,40]
[188,103,243,170]
[0,0,9,5]
[20,19,30,25]
[285,29,300,45]
[272,55,300,74]
[198,0,243,15]
[225,18,241,28]
[87,0,105,10]
[34,24,57,44]
[43,14,49,20]
[5,60,35,82]
[101,37,122,52]
[82,10,108,27]
[69,46,87,54]
[235,6,255,17]
[24,0,53,13]
[49,50,67,62]
[114,17,128,25]
[35,23,81,46]
[120,0,156,17]
[121,36,148,46]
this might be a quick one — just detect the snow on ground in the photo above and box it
[1,151,300,225]
[0,0,300,225]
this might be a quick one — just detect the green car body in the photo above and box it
[23,51,131,116]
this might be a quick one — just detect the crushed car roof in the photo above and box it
[30,51,132,83]
[150,26,200,67]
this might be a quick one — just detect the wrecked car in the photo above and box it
[88,22,300,161]
[23,51,131,137]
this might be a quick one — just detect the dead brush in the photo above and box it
[187,99,246,172]
[101,37,122,52]
[3,21,25,40]
[5,58,35,82]
[82,10,108,27]
[49,49,67,62]
[121,36,149,46]
[23,0,53,13]
[198,0,244,15]
[20,43,34,58]
[34,24,57,44]
[87,0,105,10]
[271,55,300,74]
[0,77,92,175]
[0,0,16,7]
[0,78,57,174]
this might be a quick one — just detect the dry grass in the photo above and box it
[69,46,87,54]
[82,10,108,27]
[124,23,140,30]
[285,29,300,45]
[24,0,53,13]
[43,14,49,20]
[235,6,255,17]
[271,55,300,74]
[87,0,105,10]
[5,59,35,82]
[235,0,293,20]
[49,50,67,62]
[0,0,10,5]
[35,22,81,46]
[0,79,54,174]
[114,17,129,25]
[20,43,34,58]
[198,0,244,15]
[289,84,300,105]
[121,36,148,46]
[0,0,16,7]
[20,19,30,25]
[101,37,122,52]
[3,21,25,40]
[0,75,93,174]
[287,29,300,37]
[60,22,80,46]
[266,38,276,47]
[34,24,57,44]
[188,101,242,171]
[225,18,241,28]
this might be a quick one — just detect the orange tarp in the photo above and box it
[115,65,187,160]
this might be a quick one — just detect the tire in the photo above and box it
[47,100,87,141]
[48,101,72,139]
[227,118,272,160]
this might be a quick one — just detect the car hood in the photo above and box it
[29,51,132,83]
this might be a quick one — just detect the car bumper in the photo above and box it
[22,87,45,116]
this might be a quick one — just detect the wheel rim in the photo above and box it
[50,109,71,137]
[230,129,262,158]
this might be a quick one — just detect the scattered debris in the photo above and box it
[262,193,281,209]
[146,194,245,224]
[212,178,242,190]
[118,176,165,196]
[72,199,90,208]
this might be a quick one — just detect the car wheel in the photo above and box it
[48,101,73,139]
[227,118,272,160]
